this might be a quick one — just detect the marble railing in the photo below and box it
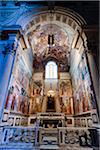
[0,126,35,145]
[58,127,93,146]
[0,126,98,148]
[39,127,93,147]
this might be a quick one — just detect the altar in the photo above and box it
[37,113,65,128]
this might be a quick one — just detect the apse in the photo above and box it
[0,2,99,149]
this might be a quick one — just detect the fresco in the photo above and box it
[15,61,29,90]
[33,80,43,96]
[32,24,70,72]
[5,57,30,115]
[30,80,43,114]
[5,80,30,115]
[59,80,72,97]
[73,56,96,114]
[59,80,73,115]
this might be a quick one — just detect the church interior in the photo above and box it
[0,1,99,150]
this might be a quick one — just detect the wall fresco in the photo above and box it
[5,57,30,115]
[73,56,96,115]
[59,79,73,115]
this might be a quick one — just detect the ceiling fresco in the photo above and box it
[30,24,70,72]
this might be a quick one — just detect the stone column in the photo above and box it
[58,128,65,145]
[39,127,42,145]
[0,34,18,122]
[87,53,99,114]
[83,26,99,120]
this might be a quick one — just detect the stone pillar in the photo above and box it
[87,53,99,114]
[39,127,42,145]
[58,128,65,145]
[0,34,17,122]
[83,26,99,119]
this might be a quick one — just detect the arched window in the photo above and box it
[45,61,58,79]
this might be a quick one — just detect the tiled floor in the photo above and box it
[59,145,93,150]
[0,143,94,150]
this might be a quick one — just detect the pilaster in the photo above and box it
[0,32,19,122]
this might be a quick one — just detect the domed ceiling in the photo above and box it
[30,24,70,72]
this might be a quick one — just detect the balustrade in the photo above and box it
[0,126,35,145]
[0,125,98,148]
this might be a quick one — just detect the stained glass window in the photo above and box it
[45,61,58,79]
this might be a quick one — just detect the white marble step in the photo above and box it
[0,142,94,150]
[39,144,59,149]
[43,136,57,141]
[0,143,36,150]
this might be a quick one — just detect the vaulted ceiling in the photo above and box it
[30,24,70,71]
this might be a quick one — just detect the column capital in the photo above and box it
[2,42,17,56]
[82,25,99,51]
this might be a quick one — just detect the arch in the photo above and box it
[17,7,86,32]
[16,7,87,57]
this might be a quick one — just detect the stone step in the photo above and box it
[39,144,59,150]
[0,143,94,150]
[0,143,36,150]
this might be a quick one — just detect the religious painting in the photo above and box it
[59,80,72,97]
[59,63,69,72]
[25,46,33,67]
[14,58,30,90]
[5,79,30,115]
[78,59,87,81]
[74,93,80,115]
[33,54,44,72]
[10,82,21,112]
[61,97,73,115]
[5,86,14,110]
[59,79,73,114]
[5,54,30,115]
[15,66,23,84]
[30,96,43,114]
[19,96,30,114]
[32,24,70,72]
[35,96,43,112]
[73,56,97,115]
[21,74,29,90]
[33,80,43,96]
[74,86,90,114]
[30,98,35,114]
[65,98,72,115]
